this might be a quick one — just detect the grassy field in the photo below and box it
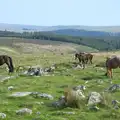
[0,37,120,120]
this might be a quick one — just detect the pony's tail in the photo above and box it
[9,57,14,72]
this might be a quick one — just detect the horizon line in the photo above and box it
[0,22,120,27]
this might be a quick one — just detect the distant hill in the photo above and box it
[1,23,120,33]
[47,29,120,37]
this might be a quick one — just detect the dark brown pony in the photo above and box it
[0,55,14,73]
[75,52,93,64]
[105,55,120,78]
[85,53,93,64]
[75,52,87,69]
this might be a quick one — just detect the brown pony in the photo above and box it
[75,52,87,69]
[75,52,93,64]
[85,53,93,64]
[0,55,14,73]
[105,55,120,78]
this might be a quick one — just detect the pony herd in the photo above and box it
[75,52,120,79]
[0,53,120,80]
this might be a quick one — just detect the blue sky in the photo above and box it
[0,0,119,26]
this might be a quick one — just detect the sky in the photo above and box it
[0,0,120,26]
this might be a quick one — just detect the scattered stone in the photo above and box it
[73,64,82,69]
[27,67,44,76]
[35,101,44,105]
[87,92,103,106]
[19,64,56,77]
[52,96,66,108]
[112,100,120,109]
[73,85,86,91]
[0,113,6,119]
[36,111,41,115]
[31,92,54,100]
[8,86,14,91]
[16,108,32,115]
[10,92,32,97]
[105,84,120,92]
[75,89,86,98]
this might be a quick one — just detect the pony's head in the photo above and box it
[75,53,79,60]
[9,66,14,73]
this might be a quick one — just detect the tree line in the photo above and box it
[0,30,120,51]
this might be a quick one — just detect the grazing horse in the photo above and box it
[0,55,14,73]
[105,55,120,78]
[75,52,93,65]
[85,53,93,64]
[75,52,87,69]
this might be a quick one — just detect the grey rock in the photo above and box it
[36,111,41,115]
[16,108,32,115]
[8,86,14,91]
[10,92,32,97]
[52,96,66,108]
[27,67,43,76]
[87,92,103,106]
[0,113,6,119]
[112,100,120,109]
[73,85,86,91]
[73,64,82,69]
[105,84,120,92]
[31,92,54,100]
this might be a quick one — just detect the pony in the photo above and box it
[105,55,120,78]
[75,52,86,69]
[75,52,93,64]
[0,55,14,73]
[84,53,93,64]
[75,52,93,69]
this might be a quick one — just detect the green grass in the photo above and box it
[0,40,120,120]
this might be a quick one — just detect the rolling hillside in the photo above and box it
[0,30,114,51]
[0,37,98,55]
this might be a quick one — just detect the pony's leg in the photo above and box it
[109,69,113,84]
[90,59,92,64]
[78,59,82,67]
[86,59,88,64]
[82,60,85,69]
[108,69,112,78]
[107,68,113,84]
[6,63,12,73]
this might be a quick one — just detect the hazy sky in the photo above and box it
[0,0,119,26]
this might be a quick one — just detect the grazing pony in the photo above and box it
[75,52,93,68]
[85,53,93,64]
[0,55,14,73]
[105,55,120,78]
[75,52,87,69]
